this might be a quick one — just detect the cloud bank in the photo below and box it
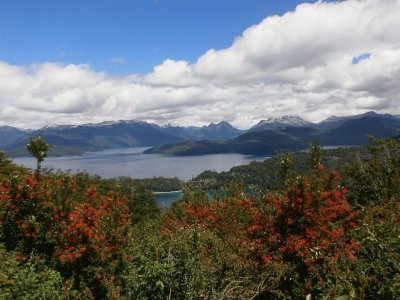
[1,0,400,129]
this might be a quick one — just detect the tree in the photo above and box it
[26,136,50,175]
[0,152,19,176]
[344,137,400,204]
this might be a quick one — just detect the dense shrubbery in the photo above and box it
[0,137,399,299]
[0,245,65,299]
[0,172,131,298]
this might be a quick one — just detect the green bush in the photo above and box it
[344,137,400,204]
[347,199,400,298]
[123,216,288,299]
[0,244,65,299]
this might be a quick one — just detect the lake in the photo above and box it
[154,191,184,207]
[12,147,268,181]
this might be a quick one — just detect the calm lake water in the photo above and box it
[12,147,268,181]
[154,191,184,207]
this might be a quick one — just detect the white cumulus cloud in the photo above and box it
[1,0,400,129]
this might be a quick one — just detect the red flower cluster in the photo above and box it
[247,168,360,288]
[55,185,131,263]
[161,167,360,292]
[0,173,131,293]
[162,197,259,263]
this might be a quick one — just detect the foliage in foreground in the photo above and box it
[0,171,131,298]
[0,245,65,300]
[0,137,399,299]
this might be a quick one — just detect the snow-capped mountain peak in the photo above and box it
[250,115,312,131]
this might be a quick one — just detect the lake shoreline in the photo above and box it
[153,190,183,194]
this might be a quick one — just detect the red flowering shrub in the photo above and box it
[0,173,131,297]
[163,197,259,261]
[247,168,360,297]
[159,197,289,298]
[54,184,130,264]
[162,165,360,298]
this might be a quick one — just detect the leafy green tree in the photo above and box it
[308,143,323,171]
[344,137,400,204]
[277,150,294,189]
[0,152,10,170]
[0,152,18,176]
[126,183,160,224]
[348,199,400,298]
[26,136,51,175]
[226,180,245,198]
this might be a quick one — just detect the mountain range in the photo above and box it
[145,112,400,155]
[0,120,243,156]
[1,111,399,157]
[0,126,28,148]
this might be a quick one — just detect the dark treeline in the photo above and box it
[194,145,368,195]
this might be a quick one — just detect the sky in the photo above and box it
[0,0,399,129]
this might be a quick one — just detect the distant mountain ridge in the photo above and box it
[0,126,28,147]
[162,121,244,141]
[251,111,400,131]
[145,112,400,156]
[316,111,399,129]
[1,111,399,157]
[0,120,243,156]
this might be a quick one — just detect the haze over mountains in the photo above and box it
[1,111,399,156]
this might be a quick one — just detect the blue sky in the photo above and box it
[352,53,371,65]
[0,0,316,73]
[0,0,399,129]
